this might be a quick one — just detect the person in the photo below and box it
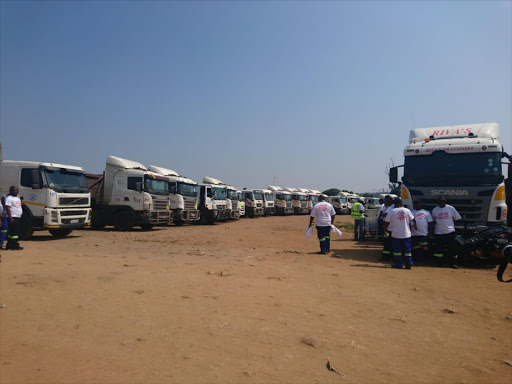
[384,198,417,269]
[410,200,433,264]
[308,195,336,254]
[432,196,461,269]
[376,197,386,242]
[351,198,365,241]
[379,195,395,260]
[5,186,23,251]
[0,195,6,249]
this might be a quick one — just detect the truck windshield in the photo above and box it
[213,187,226,200]
[283,194,292,201]
[340,197,347,203]
[145,177,169,195]
[403,151,503,187]
[44,168,88,193]
[178,182,197,197]
[253,192,263,200]
[237,192,243,201]
[227,190,237,200]
[309,195,319,202]
[264,193,273,201]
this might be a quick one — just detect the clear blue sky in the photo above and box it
[1,1,510,193]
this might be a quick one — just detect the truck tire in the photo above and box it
[113,211,133,231]
[90,211,106,230]
[140,224,153,231]
[20,206,34,240]
[49,228,73,238]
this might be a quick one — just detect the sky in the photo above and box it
[1,1,511,193]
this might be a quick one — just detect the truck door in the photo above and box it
[19,168,45,217]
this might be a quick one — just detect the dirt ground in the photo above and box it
[1,214,511,384]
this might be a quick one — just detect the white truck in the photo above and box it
[328,196,349,215]
[197,184,217,224]
[268,185,294,215]
[88,156,171,230]
[237,190,246,217]
[286,188,308,214]
[226,185,241,219]
[389,122,508,230]
[203,177,229,221]
[242,189,265,218]
[148,165,201,226]
[0,146,91,238]
[306,190,321,213]
[262,189,275,216]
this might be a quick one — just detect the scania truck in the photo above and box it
[389,122,508,230]
[268,186,293,215]
[203,177,229,221]
[0,144,91,239]
[89,156,171,230]
[148,165,200,226]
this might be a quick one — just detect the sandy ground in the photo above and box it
[1,214,511,384]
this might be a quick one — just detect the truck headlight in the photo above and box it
[51,211,58,223]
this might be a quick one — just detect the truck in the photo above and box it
[389,122,508,230]
[286,188,308,214]
[197,184,217,224]
[242,189,265,218]
[268,186,294,215]
[237,190,246,217]
[148,165,200,226]
[0,145,92,239]
[226,185,241,219]
[88,156,171,231]
[203,177,229,221]
[262,189,275,216]
[328,195,349,215]
[306,190,321,213]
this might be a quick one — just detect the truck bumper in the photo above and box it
[44,207,91,229]
[133,210,171,225]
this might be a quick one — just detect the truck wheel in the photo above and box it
[49,228,73,238]
[140,224,153,231]
[20,214,34,240]
[113,211,133,231]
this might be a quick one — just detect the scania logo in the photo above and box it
[431,190,469,196]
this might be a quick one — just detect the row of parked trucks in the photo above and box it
[1,122,508,239]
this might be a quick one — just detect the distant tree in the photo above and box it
[322,188,341,196]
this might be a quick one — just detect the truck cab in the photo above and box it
[306,191,321,213]
[287,188,308,214]
[237,190,246,217]
[268,185,294,215]
[89,156,171,231]
[242,189,264,218]
[148,165,200,226]
[198,184,217,224]
[0,159,92,238]
[328,196,349,215]
[203,177,229,221]
[226,185,241,219]
[262,189,275,216]
[390,122,507,230]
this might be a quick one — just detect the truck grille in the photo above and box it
[301,202,307,208]
[286,202,292,208]
[153,199,168,211]
[59,197,89,206]
[256,203,262,208]
[60,210,88,217]
[184,199,196,210]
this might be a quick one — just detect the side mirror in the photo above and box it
[389,167,398,183]
[135,182,143,192]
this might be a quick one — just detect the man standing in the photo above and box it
[410,200,433,264]
[308,195,336,254]
[351,198,365,241]
[432,196,461,269]
[384,198,417,269]
[0,195,6,249]
[5,186,23,251]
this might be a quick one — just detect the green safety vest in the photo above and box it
[351,202,364,219]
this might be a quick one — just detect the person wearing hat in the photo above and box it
[351,198,366,241]
[432,196,461,268]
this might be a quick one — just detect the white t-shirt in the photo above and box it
[385,207,415,239]
[432,205,461,235]
[411,209,433,237]
[310,201,336,227]
[5,195,23,218]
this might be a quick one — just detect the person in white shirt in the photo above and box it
[5,186,23,251]
[379,195,395,261]
[432,196,461,269]
[0,196,5,249]
[410,200,433,264]
[383,198,417,269]
[308,195,336,254]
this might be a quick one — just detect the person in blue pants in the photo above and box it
[308,195,336,254]
[383,198,417,269]
[0,196,7,249]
